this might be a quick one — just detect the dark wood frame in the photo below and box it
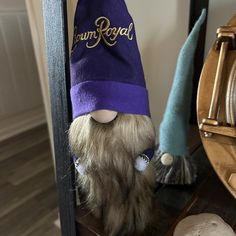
[42,0,209,235]
[42,0,77,235]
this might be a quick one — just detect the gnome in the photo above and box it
[154,9,206,185]
[69,0,156,235]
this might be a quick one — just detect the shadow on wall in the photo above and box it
[139,0,190,130]
[205,0,236,56]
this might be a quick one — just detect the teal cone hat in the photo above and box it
[154,9,206,185]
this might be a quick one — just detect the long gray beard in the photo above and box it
[69,114,156,236]
[79,157,155,236]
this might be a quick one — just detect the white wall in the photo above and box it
[25,0,55,159]
[205,0,236,57]
[126,0,190,129]
[0,0,45,141]
[126,0,236,129]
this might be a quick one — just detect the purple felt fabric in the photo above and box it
[71,80,150,119]
[143,148,155,160]
[70,0,151,119]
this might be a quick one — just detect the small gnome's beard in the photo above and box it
[69,114,156,236]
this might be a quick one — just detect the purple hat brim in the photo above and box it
[71,80,150,119]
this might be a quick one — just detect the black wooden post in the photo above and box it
[42,0,77,235]
[189,0,209,123]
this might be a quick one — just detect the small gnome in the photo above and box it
[69,0,156,235]
[154,9,206,185]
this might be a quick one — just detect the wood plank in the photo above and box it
[43,226,61,236]
[0,139,50,178]
[0,123,59,235]
[7,149,52,185]
[0,167,55,218]
[77,224,100,236]
[0,184,58,236]
[0,124,49,162]
[76,207,103,235]
[187,174,236,231]
[36,184,58,211]
[21,185,59,236]
[0,124,47,148]
[22,208,59,236]
[165,172,236,235]
[0,107,46,142]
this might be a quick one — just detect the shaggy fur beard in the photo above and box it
[69,114,156,236]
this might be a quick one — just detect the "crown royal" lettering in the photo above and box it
[73,16,134,49]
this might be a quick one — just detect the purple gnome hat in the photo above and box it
[70,0,150,120]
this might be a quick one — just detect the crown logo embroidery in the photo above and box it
[73,16,134,49]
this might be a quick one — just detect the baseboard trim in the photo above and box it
[0,106,46,142]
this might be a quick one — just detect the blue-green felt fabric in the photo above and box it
[159,9,206,156]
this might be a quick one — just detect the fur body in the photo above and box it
[69,114,156,236]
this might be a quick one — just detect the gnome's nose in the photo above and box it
[90,110,118,123]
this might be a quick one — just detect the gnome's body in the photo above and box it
[69,0,156,235]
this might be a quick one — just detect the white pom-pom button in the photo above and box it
[74,160,86,175]
[161,153,174,166]
[135,156,149,172]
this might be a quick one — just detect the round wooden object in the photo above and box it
[197,15,236,199]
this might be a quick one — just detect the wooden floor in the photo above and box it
[0,125,61,236]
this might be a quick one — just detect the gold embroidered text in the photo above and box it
[73,16,134,49]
